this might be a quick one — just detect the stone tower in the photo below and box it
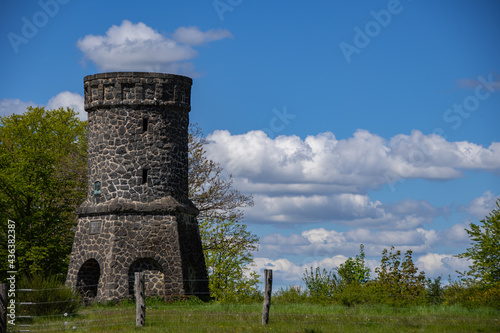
[66,72,209,301]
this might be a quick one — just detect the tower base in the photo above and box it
[66,198,209,301]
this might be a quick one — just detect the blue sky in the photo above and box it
[1,0,499,288]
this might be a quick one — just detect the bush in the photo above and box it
[425,277,444,305]
[444,281,500,309]
[273,286,308,304]
[303,267,340,301]
[336,282,373,307]
[17,273,80,317]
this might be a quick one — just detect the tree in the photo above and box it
[188,125,259,301]
[375,246,426,304]
[337,244,371,285]
[0,107,87,281]
[457,199,500,287]
[303,267,340,299]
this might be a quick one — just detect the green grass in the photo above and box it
[21,301,500,332]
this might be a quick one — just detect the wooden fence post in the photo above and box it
[0,284,6,333]
[261,269,273,326]
[135,272,145,327]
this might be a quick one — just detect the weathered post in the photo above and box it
[0,284,6,333]
[261,269,273,326]
[135,272,145,327]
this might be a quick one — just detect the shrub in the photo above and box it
[17,273,80,317]
[444,281,500,309]
[337,244,371,285]
[374,247,426,306]
[425,277,444,305]
[303,267,340,301]
[273,286,308,304]
[336,282,373,307]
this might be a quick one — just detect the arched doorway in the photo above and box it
[76,259,100,300]
[128,258,164,297]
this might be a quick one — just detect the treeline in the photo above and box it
[272,244,500,309]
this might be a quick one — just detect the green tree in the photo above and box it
[303,266,340,299]
[0,107,87,281]
[457,199,500,287]
[188,125,259,302]
[337,244,371,285]
[375,246,426,305]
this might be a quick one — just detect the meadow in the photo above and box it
[22,300,500,333]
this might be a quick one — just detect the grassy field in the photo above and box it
[21,301,500,333]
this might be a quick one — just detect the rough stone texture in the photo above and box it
[66,72,209,301]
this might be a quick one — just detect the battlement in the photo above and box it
[84,72,192,111]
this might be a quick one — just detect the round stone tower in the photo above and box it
[66,72,209,301]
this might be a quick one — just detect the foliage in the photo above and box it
[425,276,444,305]
[303,267,340,300]
[443,280,500,310]
[337,244,371,285]
[0,107,87,280]
[188,124,259,302]
[457,199,500,287]
[374,246,426,305]
[201,217,260,303]
[17,273,81,317]
[273,286,308,304]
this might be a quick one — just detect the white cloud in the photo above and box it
[171,26,233,45]
[246,192,443,228]
[204,129,499,227]
[206,130,500,196]
[47,91,85,121]
[0,98,36,117]
[0,92,85,120]
[77,20,232,74]
[416,253,470,278]
[258,220,475,263]
[252,256,349,288]
[461,191,499,219]
[250,250,470,289]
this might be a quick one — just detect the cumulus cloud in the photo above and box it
[0,98,36,117]
[251,256,349,288]
[77,20,232,74]
[205,130,500,197]
[258,219,476,262]
[0,92,85,120]
[460,191,499,219]
[249,252,469,289]
[251,230,471,287]
[47,91,85,120]
[416,253,470,278]
[246,194,442,228]
[205,129,499,227]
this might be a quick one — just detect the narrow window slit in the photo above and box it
[143,117,149,132]
[142,169,148,185]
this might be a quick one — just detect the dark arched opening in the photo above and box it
[76,259,100,300]
[128,258,164,297]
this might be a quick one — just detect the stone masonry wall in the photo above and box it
[66,72,209,301]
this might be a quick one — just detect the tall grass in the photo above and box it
[26,300,500,332]
[17,273,81,317]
